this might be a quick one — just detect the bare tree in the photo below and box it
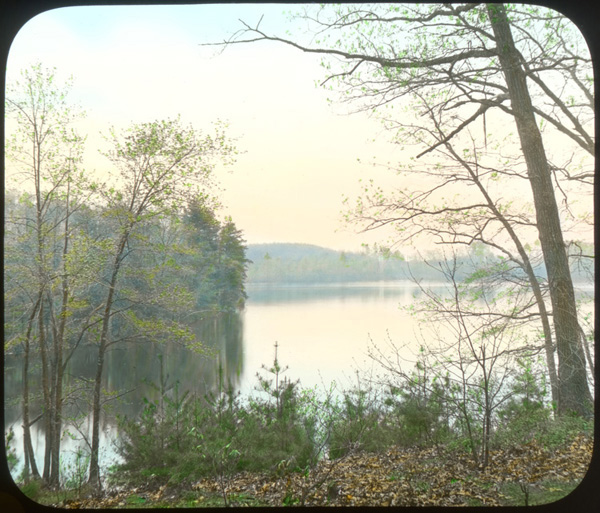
[369,256,537,469]
[208,3,593,416]
[346,108,562,408]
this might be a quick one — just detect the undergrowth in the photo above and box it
[109,347,593,491]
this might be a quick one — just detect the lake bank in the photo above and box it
[31,431,593,508]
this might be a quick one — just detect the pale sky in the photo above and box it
[5,3,406,252]
[5,3,593,254]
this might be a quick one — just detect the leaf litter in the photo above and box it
[54,433,592,508]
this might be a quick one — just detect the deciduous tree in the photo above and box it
[5,64,92,485]
[212,3,593,416]
[86,117,237,487]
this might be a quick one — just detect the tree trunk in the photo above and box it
[50,191,71,487]
[49,349,63,486]
[37,300,54,483]
[454,146,560,408]
[22,294,43,481]
[87,336,107,488]
[487,4,592,417]
[88,231,129,488]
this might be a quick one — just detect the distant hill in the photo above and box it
[246,243,341,263]
[246,243,419,284]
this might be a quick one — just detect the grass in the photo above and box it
[125,494,148,506]
[155,491,266,508]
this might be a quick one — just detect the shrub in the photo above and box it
[236,361,315,471]
[493,356,553,448]
[534,414,593,450]
[379,363,455,450]
[5,427,18,474]
[328,383,395,459]
[19,479,43,501]
[113,350,321,486]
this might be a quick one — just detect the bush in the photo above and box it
[491,356,593,452]
[5,427,18,474]
[19,479,43,501]
[493,356,553,448]
[535,414,593,450]
[115,374,245,485]
[235,356,317,471]
[328,382,398,459]
[113,350,321,486]
[117,349,591,486]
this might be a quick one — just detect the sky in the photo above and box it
[5,3,594,254]
[5,3,407,252]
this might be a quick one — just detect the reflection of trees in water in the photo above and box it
[246,282,448,305]
[4,312,245,427]
[188,311,245,393]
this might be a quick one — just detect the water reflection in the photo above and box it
[5,312,244,423]
[5,280,593,478]
[4,312,245,477]
[246,280,449,304]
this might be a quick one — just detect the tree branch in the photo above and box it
[205,20,498,72]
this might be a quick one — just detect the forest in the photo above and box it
[4,64,248,492]
[245,242,594,285]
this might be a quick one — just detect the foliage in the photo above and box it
[61,447,91,494]
[221,2,594,418]
[492,357,592,451]
[246,242,592,286]
[531,415,594,451]
[182,200,249,311]
[382,364,453,448]
[4,64,247,490]
[45,429,592,508]
[109,341,595,506]
[114,350,313,489]
[5,62,91,487]
[5,192,249,480]
[246,243,503,284]
[12,334,583,508]
[5,428,19,474]
[494,356,553,446]
[328,377,392,459]
[6,11,595,494]
[19,479,44,501]
[241,346,316,471]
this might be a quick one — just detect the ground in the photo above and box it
[42,433,593,508]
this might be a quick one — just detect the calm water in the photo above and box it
[5,280,594,478]
[239,281,449,393]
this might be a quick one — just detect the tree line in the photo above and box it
[4,1,595,498]
[4,64,248,488]
[245,242,593,285]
